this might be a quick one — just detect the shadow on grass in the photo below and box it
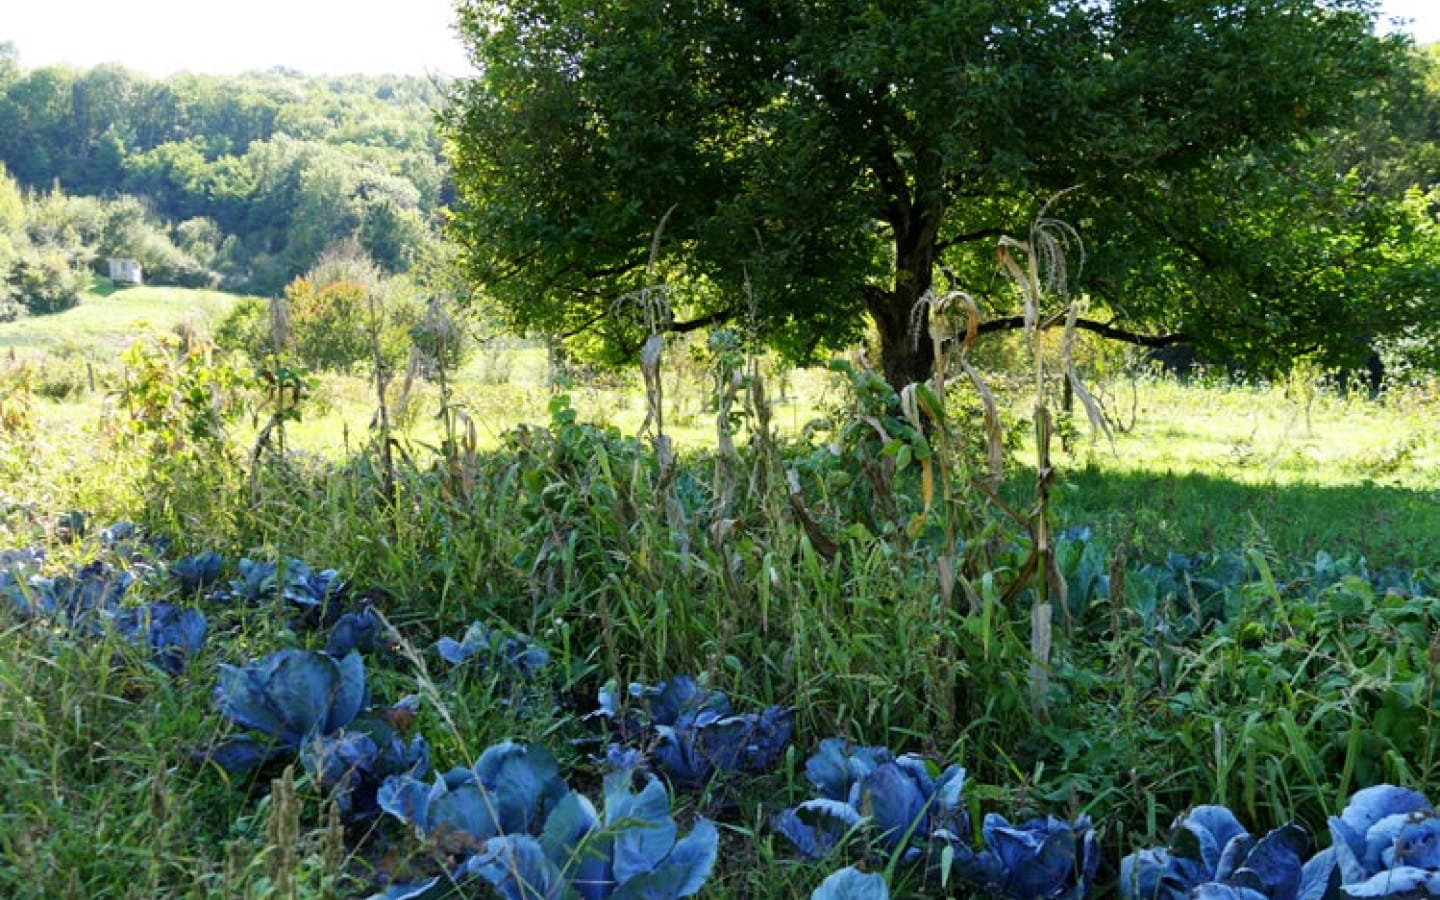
[1040,465,1439,570]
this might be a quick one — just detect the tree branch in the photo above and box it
[579,255,648,280]
[556,308,610,341]
[669,308,737,334]
[935,227,1009,254]
[977,315,1185,348]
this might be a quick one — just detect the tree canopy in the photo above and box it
[443,0,1432,389]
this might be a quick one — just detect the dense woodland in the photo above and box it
[0,41,447,323]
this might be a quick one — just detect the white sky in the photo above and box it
[1,0,473,78]
[0,1,1436,80]
[1378,0,1440,44]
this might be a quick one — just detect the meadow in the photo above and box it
[1,286,1439,899]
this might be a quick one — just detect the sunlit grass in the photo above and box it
[1061,375,1440,490]
[0,280,252,358]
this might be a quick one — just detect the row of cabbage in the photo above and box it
[5,526,1440,899]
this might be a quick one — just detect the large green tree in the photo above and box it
[443,0,1408,389]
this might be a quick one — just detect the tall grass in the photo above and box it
[1,278,1439,897]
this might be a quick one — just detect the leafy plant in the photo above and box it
[378,745,718,900]
[1306,784,1440,898]
[435,620,549,675]
[98,520,139,547]
[109,601,207,675]
[4,559,135,629]
[116,334,252,454]
[209,646,426,818]
[209,648,368,774]
[327,607,392,657]
[810,867,890,900]
[594,675,793,790]
[1116,791,1440,900]
[168,550,224,594]
[778,739,1098,899]
[931,812,1094,900]
[0,545,46,611]
[299,696,428,820]
[775,738,966,863]
[211,557,345,611]
[377,741,569,853]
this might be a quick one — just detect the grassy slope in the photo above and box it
[0,281,251,357]
[1046,377,1440,566]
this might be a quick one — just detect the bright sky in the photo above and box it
[1379,0,1440,44]
[0,1,1435,80]
[1,0,473,78]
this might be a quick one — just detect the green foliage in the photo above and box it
[0,233,23,322]
[0,161,22,232]
[5,281,1440,899]
[285,278,377,373]
[118,335,251,452]
[0,356,33,433]
[0,55,445,296]
[13,246,85,314]
[445,0,1404,388]
[115,334,253,536]
[278,245,420,374]
[213,296,272,359]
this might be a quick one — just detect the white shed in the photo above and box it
[108,258,143,286]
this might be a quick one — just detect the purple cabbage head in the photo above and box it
[953,812,1101,900]
[209,648,368,773]
[376,750,717,900]
[776,740,967,865]
[326,607,392,657]
[810,867,890,900]
[169,551,224,594]
[212,558,345,610]
[10,560,135,629]
[110,602,207,674]
[1312,784,1440,898]
[378,741,570,846]
[594,675,793,790]
[434,621,549,675]
[1121,804,1342,900]
[299,700,428,820]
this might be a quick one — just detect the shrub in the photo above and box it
[0,232,24,322]
[16,245,86,314]
[213,297,272,359]
[273,244,420,374]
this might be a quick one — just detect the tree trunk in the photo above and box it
[868,284,934,392]
[867,218,940,393]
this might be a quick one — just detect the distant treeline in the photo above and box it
[0,42,448,302]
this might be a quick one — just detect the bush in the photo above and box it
[285,276,376,372]
[213,297,272,360]
[99,197,220,289]
[276,244,419,374]
[16,246,86,314]
[0,233,23,323]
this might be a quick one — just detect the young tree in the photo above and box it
[274,242,420,373]
[443,0,1404,390]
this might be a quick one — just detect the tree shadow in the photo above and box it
[1039,465,1439,571]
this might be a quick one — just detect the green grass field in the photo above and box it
[0,281,250,357]
[2,288,1440,899]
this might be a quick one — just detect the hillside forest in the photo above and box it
[0,40,446,325]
